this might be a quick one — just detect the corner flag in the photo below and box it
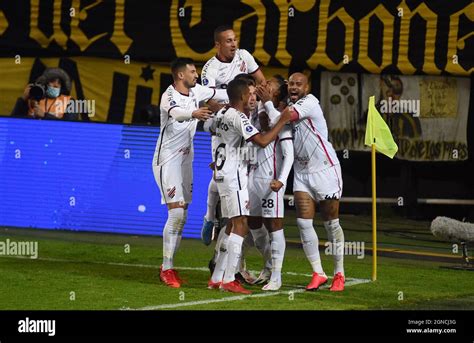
[364,95,398,282]
[364,96,398,158]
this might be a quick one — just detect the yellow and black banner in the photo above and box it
[0,0,472,75]
[0,56,290,123]
[0,0,472,123]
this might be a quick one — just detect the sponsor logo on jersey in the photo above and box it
[296,155,310,166]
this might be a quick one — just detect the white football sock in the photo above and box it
[162,208,186,271]
[212,227,227,263]
[297,218,325,275]
[223,233,244,283]
[211,232,229,283]
[270,229,286,283]
[174,209,187,252]
[239,233,254,272]
[324,219,345,275]
[250,226,272,270]
[204,179,219,222]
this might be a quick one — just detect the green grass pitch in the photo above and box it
[1,210,473,310]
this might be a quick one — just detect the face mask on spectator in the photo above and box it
[46,86,60,98]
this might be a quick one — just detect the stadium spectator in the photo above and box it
[11,68,80,120]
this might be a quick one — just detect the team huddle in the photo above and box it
[152,26,345,294]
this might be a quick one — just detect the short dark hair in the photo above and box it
[234,73,256,87]
[171,58,195,77]
[214,25,233,42]
[227,79,249,103]
[273,74,288,103]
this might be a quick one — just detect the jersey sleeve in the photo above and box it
[277,139,294,187]
[233,111,259,141]
[241,49,259,74]
[194,83,216,102]
[292,95,323,121]
[201,61,217,88]
[159,88,179,115]
[160,87,194,121]
[278,124,293,141]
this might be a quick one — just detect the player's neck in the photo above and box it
[173,82,190,96]
[230,101,244,112]
[216,52,233,63]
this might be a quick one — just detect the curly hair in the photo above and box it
[35,68,72,95]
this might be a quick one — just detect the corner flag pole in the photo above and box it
[371,140,377,282]
[365,95,398,282]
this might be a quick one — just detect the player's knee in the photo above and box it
[269,219,283,231]
[296,218,317,244]
[168,207,186,232]
[323,219,343,240]
[320,201,339,221]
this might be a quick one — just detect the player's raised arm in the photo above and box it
[251,68,266,85]
[241,48,266,85]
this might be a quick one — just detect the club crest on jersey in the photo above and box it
[167,187,176,199]
[245,126,253,133]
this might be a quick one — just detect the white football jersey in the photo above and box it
[153,84,215,166]
[201,49,259,89]
[214,106,259,196]
[291,94,339,173]
[250,125,292,179]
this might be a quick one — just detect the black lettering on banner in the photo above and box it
[107,72,129,123]
[132,85,153,123]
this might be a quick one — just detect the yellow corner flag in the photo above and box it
[364,96,398,158]
[364,96,398,282]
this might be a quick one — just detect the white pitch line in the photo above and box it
[133,278,371,310]
[0,255,371,310]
